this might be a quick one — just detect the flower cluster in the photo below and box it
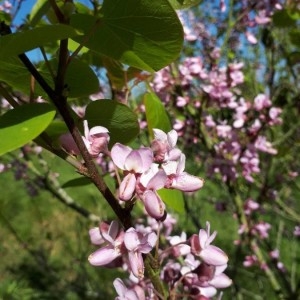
[89,218,231,299]
[111,128,204,219]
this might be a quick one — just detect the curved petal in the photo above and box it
[124,228,140,251]
[101,220,120,243]
[140,232,157,253]
[138,148,154,172]
[89,125,109,136]
[172,172,204,192]
[200,245,229,266]
[143,190,165,219]
[140,163,159,187]
[153,128,167,141]
[209,273,232,288]
[125,150,143,172]
[89,227,104,245]
[167,129,178,148]
[146,169,167,190]
[176,153,186,174]
[128,251,144,279]
[119,173,136,201]
[111,143,132,169]
[162,161,178,175]
[88,245,120,266]
[113,278,127,297]
[59,133,80,155]
[198,286,217,298]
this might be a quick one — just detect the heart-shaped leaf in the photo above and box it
[0,103,56,155]
[70,0,183,72]
[85,100,139,146]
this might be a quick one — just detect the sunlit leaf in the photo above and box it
[0,103,56,155]
[0,24,81,58]
[29,0,50,26]
[70,0,183,72]
[168,0,201,9]
[158,188,185,213]
[144,92,172,139]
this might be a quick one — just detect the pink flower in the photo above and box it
[253,94,271,111]
[243,254,258,267]
[251,221,271,239]
[190,222,228,266]
[113,278,140,300]
[124,228,157,279]
[244,198,260,215]
[111,143,153,201]
[151,129,181,163]
[82,120,110,157]
[88,221,125,266]
[162,153,204,192]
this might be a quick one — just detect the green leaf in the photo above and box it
[0,57,49,98]
[0,103,56,155]
[29,0,51,26]
[102,57,142,89]
[44,120,69,140]
[158,188,184,213]
[289,30,300,47]
[168,0,201,10]
[289,51,300,65]
[70,0,183,72]
[85,100,139,146]
[65,59,99,98]
[144,92,172,139]
[0,24,81,58]
[62,177,92,188]
[272,9,296,28]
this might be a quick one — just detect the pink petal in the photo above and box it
[113,278,127,297]
[128,251,144,279]
[198,229,209,249]
[200,245,228,266]
[111,143,132,169]
[153,128,167,141]
[124,228,140,251]
[59,133,80,155]
[89,125,109,136]
[125,150,143,172]
[162,161,178,175]
[145,169,167,190]
[168,148,182,160]
[209,273,232,288]
[140,232,157,253]
[143,190,165,219]
[88,245,120,266]
[138,148,154,172]
[172,172,204,192]
[167,129,178,148]
[89,227,104,245]
[140,164,160,187]
[190,234,201,254]
[176,153,186,174]
[101,220,119,243]
[119,173,136,201]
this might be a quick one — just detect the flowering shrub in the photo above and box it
[0,0,300,299]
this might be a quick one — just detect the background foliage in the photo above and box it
[0,0,300,299]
